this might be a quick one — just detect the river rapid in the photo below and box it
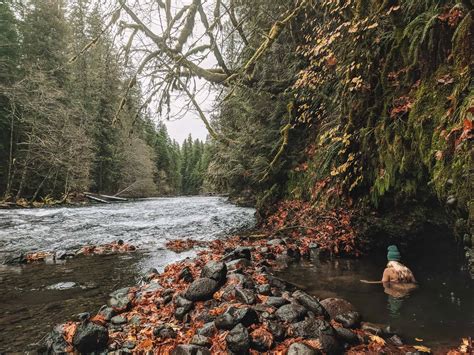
[0,197,256,352]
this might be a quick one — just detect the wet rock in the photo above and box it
[153,325,177,339]
[226,258,251,271]
[110,315,127,325]
[215,309,237,330]
[287,247,301,260]
[388,334,403,346]
[227,272,254,289]
[98,306,116,321]
[178,266,194,283]
[46,281,78,290]
[55,250,75,260]
[143,267,159,282]
[275,303,307,323]
[163,288,175,297]
[334,311,361,329]
[265,296,289,308]
[172,344,211,355]
[226,323,250,353]
[289,319,340,353]
[142,282,163,293]
[320,298,355,319]
[175,307,190,321]
[335,327,360,345]
[191,335,212,348]
[266,275,288,290]
[235,287,256,304]
[361,322,384,335]
[109,287,132,311]
[223,246,252,261]
[184,277,219,301]
[234,307,259,327]
[76,312,90,322]
[175,295,193,310]
[197,322,216,337]
[72,322,108,353]
[250,328,274,351]
[201,261,227,284]
[293,290,329,318]
[39,324,68,353]
[195,310,216,323]
[257,284,271,295]
[287,342,319,355]
[267,321,285,341]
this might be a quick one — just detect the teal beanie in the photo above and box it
[387,245,401,261]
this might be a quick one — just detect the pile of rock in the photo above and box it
[40,241,408,354]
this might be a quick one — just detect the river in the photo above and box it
[0,197,256,352]
[0,198,472,352]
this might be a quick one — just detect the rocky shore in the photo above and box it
[39,234,445,354]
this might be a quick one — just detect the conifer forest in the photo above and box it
[0,0,472,353]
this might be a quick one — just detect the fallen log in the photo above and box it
[84,194,110,204]
[96,194,128,202]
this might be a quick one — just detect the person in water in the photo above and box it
[361,245,417,285]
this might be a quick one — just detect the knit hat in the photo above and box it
[387,245,401,261]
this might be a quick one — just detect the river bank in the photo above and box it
[38,231,469,354]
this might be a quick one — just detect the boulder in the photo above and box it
[293,290,328,318]
[172,344,211,355]
[39,324,68,353]
[275,304,307,323]
[287,343,319,355]
[234,307,259,327]
[320,298,355,319]
[334,311,361,329]
[250,328,274,351]
[360,322,384,335]
[153,325,177,339]
[235,287,256,304]
[72,322,108,353]
[265,296,289,308]
[201,261,227,284]
[197,322,216,337]
[334,327,360,345]
[110,315,127,325]
[227,273,254,289]
[108,287,132,311]
[184,278,219,301]
[267,321,285,341]
[289,319,340,354]
[225,258,251,271]
[178,266,194,283]
[215,310,237,330]
[223,246,252,261]
[191,335,212,348]
[226,323,250,353]
[98,306,116,321]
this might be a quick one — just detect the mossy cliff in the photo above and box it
[283,0,473,264]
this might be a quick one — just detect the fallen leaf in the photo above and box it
[414,345,432,353]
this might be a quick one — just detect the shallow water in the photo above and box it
[0,197,255,352]
[277,233,474,349]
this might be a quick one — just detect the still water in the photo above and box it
[278,233,474,350]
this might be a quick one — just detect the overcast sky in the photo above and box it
[165,117,209,143]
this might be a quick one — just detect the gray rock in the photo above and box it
[201,261,227,284]
[227,273,254,289]
[287,342,319,355]
[175,295,194,310]
[108,287,132,311]
[388,334,403,346]
[226,323,250,353]
[55,250,75,260]
[335,327,360,345]
[172,344,211,355]
[184,278,219,301]
[39,324,68,353]
[215,309,237,330]
[257,284,271,295]
[361,322,384,335]
[320,298,355,319]
[334,311,361,328]
[235,287,256,304]
[191,335,212,348]
[265,296,289,308]
[178,266,194,282]
[197,322,216,337]
[153,325,177,339]
[234,307,259,327]
[72,322,108,353]
[293,290,328,318]
[110,315,127,325]
[226,258,251,271]
[250,328,274,351]
[129,315,141,326]
[175,307,190,321]
[76,312,90,322]
[267,321,285,340]
[267,239,285,246]
[275,303,307,323]
[289,319,340,353]
[123,340,136,349]
[98,306,116,321]
[223,246,252,261]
